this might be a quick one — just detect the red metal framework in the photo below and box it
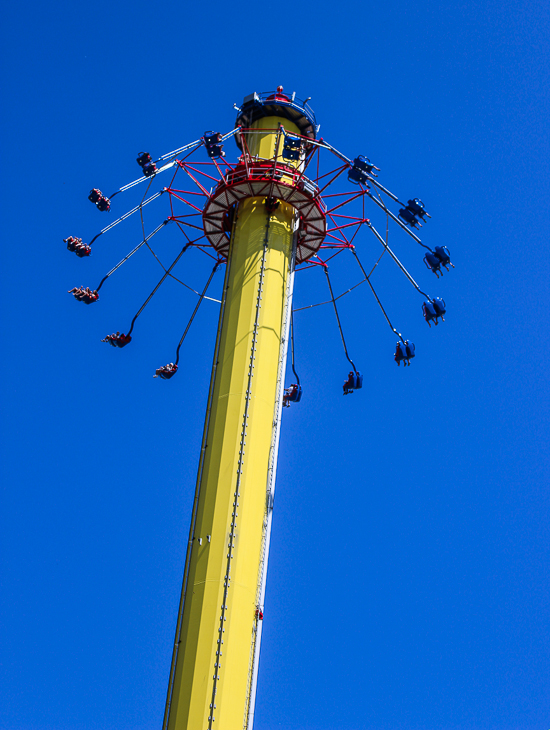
[201,160,326,263]
[158,132,374,269]
[66,106,449,375]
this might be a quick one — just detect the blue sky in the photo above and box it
[1,1,549,729]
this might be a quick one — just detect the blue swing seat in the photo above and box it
[424,251,442,274]
[434,245,451,267]
[406,198,429,220]
[142,161,157,177]
[398,207,420,227]
[288,384,302,402]
[204,131,224,159]
[136,152,152,167]
[343,371,363,393]
[348,156,374,185]
[282,136,301,161]
[395,340,415,365]
[423,297,446,325]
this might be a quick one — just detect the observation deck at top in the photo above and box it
[234,88,318,148]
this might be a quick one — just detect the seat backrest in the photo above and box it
[423,301,437,320]
[424,252,440,270]
[395,343,406,360]
[354,156,372,173]
[399,208,416,224]
[407,198,425,216]
[348,167,367,184]
[434,246,451,265]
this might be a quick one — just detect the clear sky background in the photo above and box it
[1,1,549,729]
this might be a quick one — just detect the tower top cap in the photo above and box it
[235,90,317,149]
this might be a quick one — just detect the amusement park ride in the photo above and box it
[65,88,453,730]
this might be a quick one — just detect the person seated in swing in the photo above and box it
[75,242,91,257]
[282,383,300,407]
[154,362,178,379]
[102,332,132,347]
[68,286,98,304]
[65,237,91,256]
[102,332,119,346]
[343,371,355,395]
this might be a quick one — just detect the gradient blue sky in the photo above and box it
[1,1,549,729]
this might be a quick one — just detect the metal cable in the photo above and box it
[366,222,432,300]
[290,309,300,385]
[90,190,164,244]
[96,221,168,291]
[175,263,220,365]
[126,238,198,336]
[323,265,358,373]
[366,191,429,248]
[350,247,404,343]
[138,185,219,302]
[293,278,367,312]
[112,161,177,197]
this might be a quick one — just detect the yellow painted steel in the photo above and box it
[166,117,299,730]
[245,116,299,160]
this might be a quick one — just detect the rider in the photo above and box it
[154,363,178,379]
[343,371,355,395]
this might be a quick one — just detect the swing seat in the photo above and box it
[422,300,437,323]
[395,341,415,365]
[66,237,91,257]
[106,333,132,348]
[348,157,371,185]
[204,131,224,159]
[432,297,446,316]
[398,207,420,227]
[282,137,301,161]
[344,372,363,393]
[157,364,178,379]
[395,342,406,363]
[405,341,415,360]
[136,152,152,167]
[288,384,302,402]
[406,198,429,220]
[424,251,441,274]
[354,156,375,173]
[142,161,157,177]
[423,298,446,325]
[348,168,368,184]
[434,246,451,267]
[90,189,111,212]
[96,196,110,212]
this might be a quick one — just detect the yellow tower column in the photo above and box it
[164,117,302,730]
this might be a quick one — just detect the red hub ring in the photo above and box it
[202,161,327,264]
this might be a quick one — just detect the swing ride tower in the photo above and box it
[163,93,319,730]
[66,86,453,730]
